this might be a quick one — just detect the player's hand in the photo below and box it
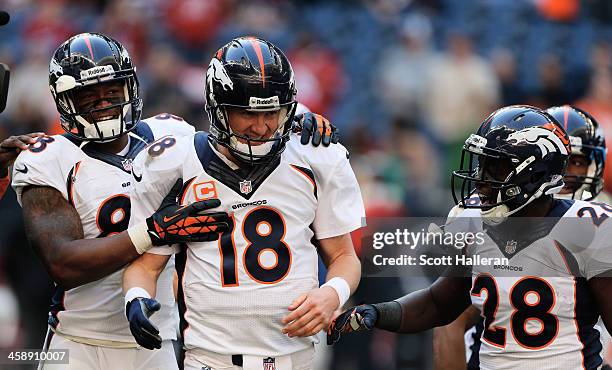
[0,132,45,174]
[126,297,162,350]
[327,304,378,345]
[293,112,339,147]
[281,286,340,338]
[146,178,230,246]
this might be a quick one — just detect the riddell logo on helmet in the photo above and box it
[80,65,114,80]
[249,96,279,109]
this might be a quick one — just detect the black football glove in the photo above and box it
[146,178,230,246]
[293,112,339,147]
[126,297,162,350]
[327,304,378,345]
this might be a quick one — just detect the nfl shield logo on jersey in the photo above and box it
[121,158,133,172]
[240,180,252,194]
[505,240,517,254]
[263,357,276,370]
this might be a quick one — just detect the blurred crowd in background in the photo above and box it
[1,0,612,369]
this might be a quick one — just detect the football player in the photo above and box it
[11,33,233,370]
[11,33,339,370]
[122,37,364,370]
[432,104,611,370]
[330,105,612,370]
[0,133,44,198]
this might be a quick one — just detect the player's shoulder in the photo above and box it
[142,113,196,139]
[13,134,81,169]
[284,133,351,169]
[132,129,196,178]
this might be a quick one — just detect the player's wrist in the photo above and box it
[124,287,151,306]
[372,301,402,332]
[127,222,154,254]
[322,277,351,309]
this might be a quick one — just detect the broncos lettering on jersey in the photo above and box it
[11,114,194,345]
[128,132,365,356]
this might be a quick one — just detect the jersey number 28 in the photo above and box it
[472,274,558,349]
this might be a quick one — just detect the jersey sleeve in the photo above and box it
[143,114,196,139]
[582,210,612,279]
[312,145,365,239]
[11,136,74,205]
[129,134,193,255]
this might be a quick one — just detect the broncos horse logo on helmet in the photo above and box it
[452,105,570,224]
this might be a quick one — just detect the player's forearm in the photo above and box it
[122,257,161,298]
[325,253,361,295]
[42,232,140,290]
[319,233,361,309]
[373,277,472,333]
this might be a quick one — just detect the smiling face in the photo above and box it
[73,80,125,123]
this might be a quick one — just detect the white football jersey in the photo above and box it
[11,114,194,345]
[129,132,365,356]
[456,199,612,370]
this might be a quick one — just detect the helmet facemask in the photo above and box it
[452,132,565,224]
[557,138,606,201]
[54,74,141,142]
[209,98,297,166]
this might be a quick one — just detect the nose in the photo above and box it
[250,113,270,137]
[93,97,113,109]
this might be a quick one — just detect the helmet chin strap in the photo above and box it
[71,84,132,141]
[481,178,563,225]
[229,135,276,159]
[227,118,286,162]
[82,116,122,141]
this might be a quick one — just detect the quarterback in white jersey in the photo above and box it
[123,37,364,370]
[330,106,612,370]
[12,33,229,370]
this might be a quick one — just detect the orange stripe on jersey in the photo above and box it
[67,161,82,207]
[290,164,317,199]
[180,177,197,206]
